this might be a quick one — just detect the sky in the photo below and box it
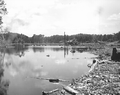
[2,0,120,37]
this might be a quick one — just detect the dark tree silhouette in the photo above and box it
[0,0,10,95]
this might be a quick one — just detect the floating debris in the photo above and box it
[27,76,70,83]
[42,89,59,95]
[43,60,120,95]
[70,50,76,53]
[46,55,50,57]
[63,85,79,95]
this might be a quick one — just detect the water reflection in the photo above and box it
[33,47,44,53]
[2,46,97,95]
[5,47,28,57]
[0,48,9,95]
[64,47,69,58]
[76,48,88,53]
[32,46,65,52]
[31,46,88,58]
[32,46,69,58]
[4,55,43,78]
[51,47,64,52]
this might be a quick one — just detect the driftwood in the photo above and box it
[88,59,120,73]
[63,86,79,95]
[44,59,120,95]
[42,89,59,95]
[42,84,79,95]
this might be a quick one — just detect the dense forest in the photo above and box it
[1,31,120,44]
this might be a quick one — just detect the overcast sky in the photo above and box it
[3,0,120,37]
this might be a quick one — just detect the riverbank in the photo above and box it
[68,60,120,95]
[43,46,120,95]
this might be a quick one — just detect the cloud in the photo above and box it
[11,18,29,26]
[3,14,30,33]
[41,71,48,76]
[3,10,41,36]
[9,67,18,77]
[72,70,78,74]
[55,59,67,65]
[97,7,103,15]
[5,55,44,77]
[108,13,120,20]
[3,0,101,36]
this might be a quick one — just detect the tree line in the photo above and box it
[1,31,120,44]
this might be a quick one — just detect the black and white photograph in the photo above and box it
[0,0,120,95]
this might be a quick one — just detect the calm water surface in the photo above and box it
[2,46,97,95]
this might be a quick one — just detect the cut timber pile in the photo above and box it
[46,60,120,95]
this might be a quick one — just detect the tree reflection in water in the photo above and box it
[32,47,44,53]
[0,48,9,95]
[5,46,28,57]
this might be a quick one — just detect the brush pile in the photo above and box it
[70,60,120,95]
